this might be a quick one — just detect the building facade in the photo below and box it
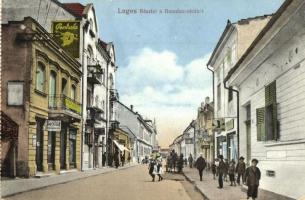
[1,17,82,177]
[226,0,305,198]
[207,15,271,162]
[196,97,214,164]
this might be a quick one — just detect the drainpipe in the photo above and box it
[223,78,240,159]
[206,64,215,161]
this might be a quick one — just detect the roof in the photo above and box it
[224,0,293,82]
[207,15,273,67]
[63,3,85,18]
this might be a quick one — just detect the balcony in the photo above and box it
[48,95,82,121]
[87,64,103,85]
[109,89,119,101]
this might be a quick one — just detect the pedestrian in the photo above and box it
[236,156,246,185]
[154,159,164,181]
[224,159,229,182]
[172,151,178,172]
[121,153,125,166]
[188,154,193,168]
[211,160,216,180]
[148,159,156,182]
[102,152,106,167]
[166,154,171,172]
[177,153,184,173]
[244,159,261,200]
[195,153,206,181]
[228,159,236,186]
[184,158,187,166]
[114,150,120,168]
[217,155,226,189]
[128,154,131,164]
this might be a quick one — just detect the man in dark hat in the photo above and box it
[244,159,261,200]
[217,155,226,189]
[236,156,246,185]
[195,153,206,181]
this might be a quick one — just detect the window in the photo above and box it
[217,84,221,111]
[71,85,76,100]
[61,78,67,95]
[49,71,57,108]
[228,87,233,102]
[265,81,278,140]
[256,107,265,141]
[36,63,45,92]
[256,81,278,141]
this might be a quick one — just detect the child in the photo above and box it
[228,159,236,186]
[154,159,164,181]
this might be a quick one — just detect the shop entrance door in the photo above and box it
[60,126,67,169]
[47,131,56,170]
[36,118,44,171]
[69,129,76,168]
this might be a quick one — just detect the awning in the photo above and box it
[113,140,130,152]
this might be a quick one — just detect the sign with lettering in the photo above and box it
[52,21,80,58]
[46,120,61,131]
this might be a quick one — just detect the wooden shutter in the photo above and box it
[256,107,265,141]
[265,81,276,106]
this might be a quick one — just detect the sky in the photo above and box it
[62,0,284,148]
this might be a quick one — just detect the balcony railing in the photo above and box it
[49,95,81,115]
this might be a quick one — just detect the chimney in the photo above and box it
[130,105,133,111]
[205,97,210,104]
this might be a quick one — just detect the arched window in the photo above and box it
[71,84,76,100]
[49,71,57,107]
[36,62,45,92]
[62,78,67,96]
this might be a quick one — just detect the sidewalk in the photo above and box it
[1,163,138,198]
[182,167,295,200]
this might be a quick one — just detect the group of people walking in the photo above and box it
[165,150,185,173]
[193,154,261,200]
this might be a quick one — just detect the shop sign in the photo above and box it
[52,21,80,58]
[46,120,61,131]
[226,119,234,131]
[64,97,81,114]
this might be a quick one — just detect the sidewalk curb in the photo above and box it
[182,172,209,200]
[2,164,139,198]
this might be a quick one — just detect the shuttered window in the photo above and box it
[256,107,265,141]
[265,81,278,140]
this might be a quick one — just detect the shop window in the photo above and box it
[36,62,45,92]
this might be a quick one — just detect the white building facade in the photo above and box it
[207,16,271,162]
[226,0,305,198]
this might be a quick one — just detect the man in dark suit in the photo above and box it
[195,153,206,181]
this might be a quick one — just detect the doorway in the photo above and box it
[47,131,56,170]
[60,125,67,169]
[246,121,251,165]
[69,129,77,168]
[36,118,45,171]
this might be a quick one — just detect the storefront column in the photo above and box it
[76,128,81,170]
[54,131,61,174]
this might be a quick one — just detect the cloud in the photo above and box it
[117,48,212,147]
